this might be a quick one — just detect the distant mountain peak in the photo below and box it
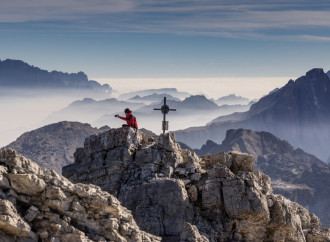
[222,128,294,154]
[0,59,112,94]
[129,93,180,102]
[306,68,325,77]
[119,88,191,100]
[176,67,330,162]
[184,95,208,101]
[215,94,250,105]
[182,95,218,109]
[6,121,108,173]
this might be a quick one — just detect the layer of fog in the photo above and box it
[42,96,251,136]
[0,76,289,148]
[0,88,112,147]
[94,77,291,100]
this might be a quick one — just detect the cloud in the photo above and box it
[1,0,330,41]
[0,0,135,22]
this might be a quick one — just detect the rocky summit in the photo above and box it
[0,148,160,241]
[63,127,330,241]
[7,121,110,173]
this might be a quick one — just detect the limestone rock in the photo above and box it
[63,128,330,241]
[180,222,208,242]
[0,148,160,242]
[8,174,46,195]
[119,179,193,240]
[0,199,36,240]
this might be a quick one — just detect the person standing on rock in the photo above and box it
[115,108,138,129]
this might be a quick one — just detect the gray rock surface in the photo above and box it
[7,121,109,173]
[0,148,160,241]
[63,127,330,241]
[191,128,330,227]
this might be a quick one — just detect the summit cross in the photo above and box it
[153,97,176,134]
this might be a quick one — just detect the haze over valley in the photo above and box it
[0,59,277,147]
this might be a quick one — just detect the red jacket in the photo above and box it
[119,112,138,129]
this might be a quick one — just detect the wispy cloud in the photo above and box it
[0,0,135,22]
[1,0,330,41]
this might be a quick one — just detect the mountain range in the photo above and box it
[212,94,250,105]
[44,98,145,125]
[0,59,112,95]
[174,68,330,162]
[6,121,109,173]
[44,94,251,135]
[181,128,330,226]
[128,93,181,103]
[118,88,191,100]
[135,95,251,114]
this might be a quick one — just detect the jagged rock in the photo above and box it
[0,148,161,242]
[63,128,330,241]
[9,174,46,195]
[119,179,193,239]
[0,199,37,240]
[180,222,208,242]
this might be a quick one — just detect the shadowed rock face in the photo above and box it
[191,128,330,227]
[0,148,160,241]
[7,121,109,173]
[63,128,330,241]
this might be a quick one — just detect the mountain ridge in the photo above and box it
[119,88,190,100]
[7,121,109,173]
[0,59,112,93]
[128,93,180,103]
[175,68,330,161]
[214,94,250,105]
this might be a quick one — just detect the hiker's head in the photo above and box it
[124,108,131,114]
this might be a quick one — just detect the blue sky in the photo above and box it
[1,0,330,78]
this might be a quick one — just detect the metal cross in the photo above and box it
[153,97,176,134]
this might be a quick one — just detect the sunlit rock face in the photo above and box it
[0,148,161,242]
[63,127,330,241]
